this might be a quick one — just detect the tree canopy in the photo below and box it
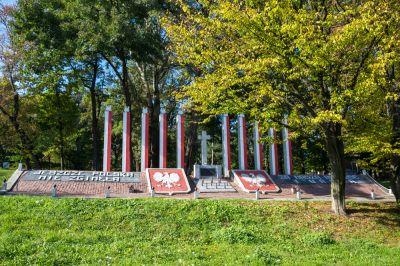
[163,0,400,212]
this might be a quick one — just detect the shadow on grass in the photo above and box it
[347,204,400,228]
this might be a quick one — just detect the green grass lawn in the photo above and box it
[0,197,398,265]
[0,168,15,182]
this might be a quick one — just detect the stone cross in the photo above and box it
[198,131,211,165]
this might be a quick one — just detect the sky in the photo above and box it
[1,0,16,6]
[0,0,16,34]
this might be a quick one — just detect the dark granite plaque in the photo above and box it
[200,167,217,177]
[274,175,370,185]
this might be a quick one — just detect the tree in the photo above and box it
[345,39,400,203]
[12,0,184,171]
[64,0,169,169]
[164,0,397,214]
[12,0,105,170]
[0,4,41,169]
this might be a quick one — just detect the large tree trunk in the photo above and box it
[390,98,400,203]
[324,123,347,215]
[148,78,160,168]
[89,62,100,170]
[390,155,400,203]
[54,90,65,170]
[185,114,199,175]
[121,57,132,108]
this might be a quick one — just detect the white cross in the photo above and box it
[198,131,211,165]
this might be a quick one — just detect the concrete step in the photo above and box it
[195,178,236,193]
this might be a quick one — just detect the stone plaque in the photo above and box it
[200,167,216,177]
[233,170,280,193]
[194,164,222,179]
[21,170,141,183]
[273,175,370,185]
[146,168,190,194]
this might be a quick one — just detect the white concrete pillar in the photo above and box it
[282,117,293,175]
[140,108,149,172]
[254,123,263,170]
[159,109,167,168]
[122,106,131,172]
[176,111,184,168]
[103,106,112,172]
[238,114,248,170]
[268,128,279,175]
[222,114,231,177]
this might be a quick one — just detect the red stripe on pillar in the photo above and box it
[163,113,167,168]
[226,116,231,170]
[288,131,293,175]
[259,129,263,170]
[126,112,131,172]
[107,111,112,171]
[145,113,149,169]
[180,116,185,168]
[242,117,248,169]
[274,130,279,175]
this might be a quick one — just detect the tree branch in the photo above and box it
[100,52,123,82]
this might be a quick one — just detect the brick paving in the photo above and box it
[12,174,148,197]
[10,173,394,201]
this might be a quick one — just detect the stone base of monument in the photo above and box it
[9,170,148,197]
[193,164,236,192]
[195,178,236,193]
[271,174,393,199]
[146,168,191,195]
[232,170,280,193]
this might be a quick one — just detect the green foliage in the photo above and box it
[212,226,257,244]
[164,0,394,131]
[301,232,335,246]
[4,0,180,170]
[0,197,399,265]
[254,246,281,265]
[0,168,15,181]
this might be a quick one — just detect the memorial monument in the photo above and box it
[193,131,222,179]
[6,107,298,196]
[193,131,235,192]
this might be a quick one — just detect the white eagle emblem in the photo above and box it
[241,173,267,187]
[153,172,181,188]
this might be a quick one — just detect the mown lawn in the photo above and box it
[0,197,398,265]
[0,168,14,181]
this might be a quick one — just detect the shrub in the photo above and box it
[212,226,256,244]
[254,246,281,265]
[301,232,335,246]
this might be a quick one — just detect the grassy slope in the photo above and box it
[0,197,399,265]
[0,168,15,181]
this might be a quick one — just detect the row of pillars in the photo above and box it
[103,106,293,176]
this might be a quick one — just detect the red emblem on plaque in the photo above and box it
[233,170,280,193]
[146,168,191,194]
